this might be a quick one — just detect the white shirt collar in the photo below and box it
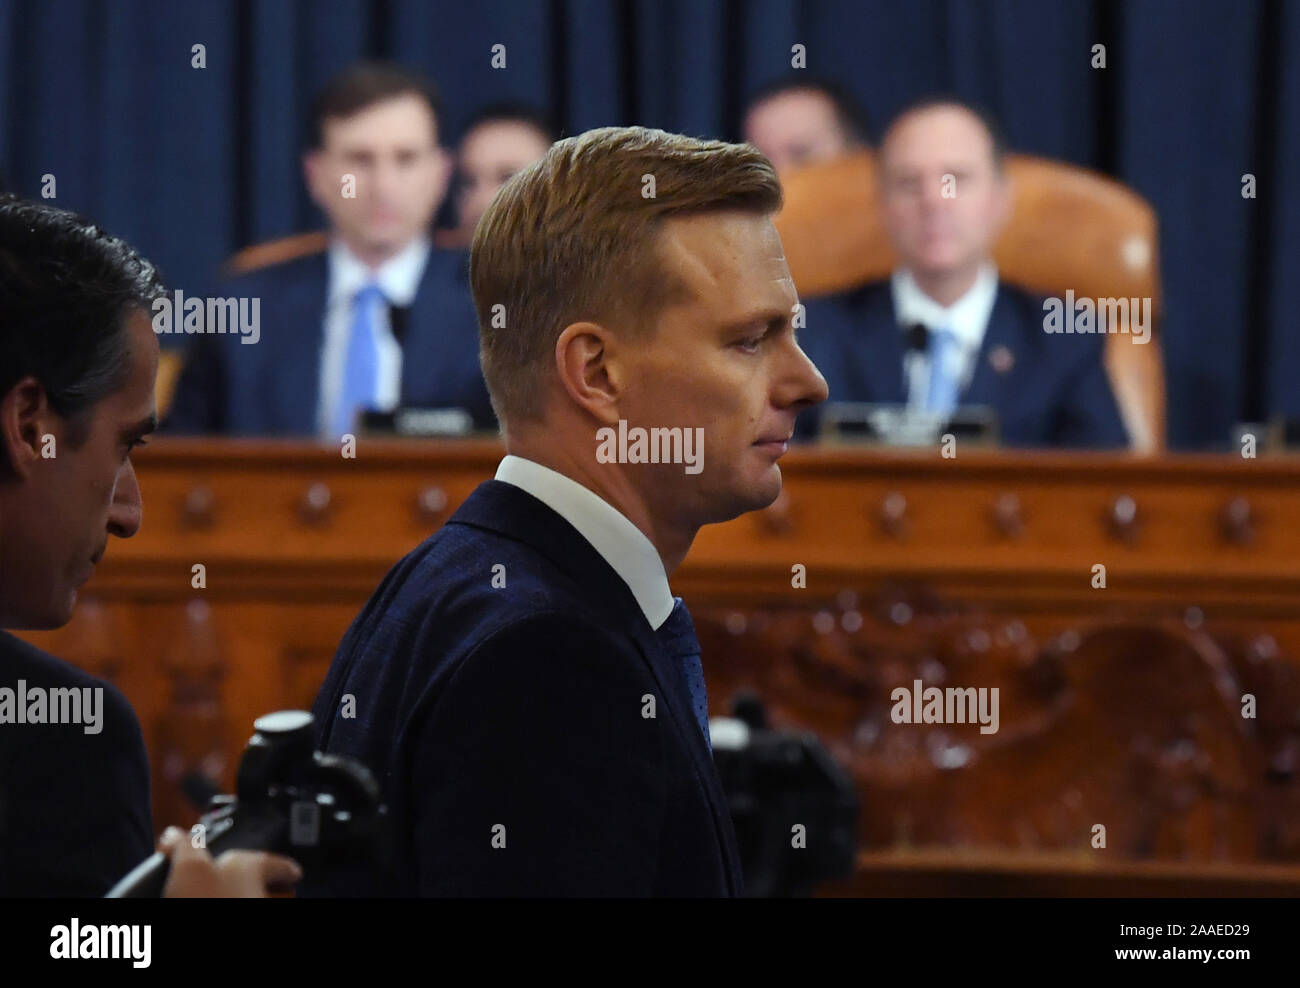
[494,455,676,630]
[328,235,431,307]
[891,263,999,350]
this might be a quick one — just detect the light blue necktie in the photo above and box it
[333,282,386,438]
[925,326,962,418]
[654,597,712,752]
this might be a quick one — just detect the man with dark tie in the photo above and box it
[306,127,828,896]
[799,97,1129,448]
[166,61,494,438]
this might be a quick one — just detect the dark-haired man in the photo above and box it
[0,197,300,896]
[167,61,493,437]
[799,97,1128,448]
[742,77,871,172]
[453,103,556,240]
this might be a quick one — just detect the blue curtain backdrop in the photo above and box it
[0,0,1294,449]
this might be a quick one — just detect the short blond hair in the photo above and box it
[470,126,782,425]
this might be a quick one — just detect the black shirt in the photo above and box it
[0,630,153,896]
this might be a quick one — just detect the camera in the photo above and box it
[106,710,386,898]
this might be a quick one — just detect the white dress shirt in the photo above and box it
[892,263,999,409]
[495,454,676,631]
[317,236,432,438]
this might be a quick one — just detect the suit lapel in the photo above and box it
[400,248,478,403]
[450,480,744,893]
[399,249,443,400]
[862,287,907,403]
[264,253,328,434]
[626,621,745,894]
[962,284,1022,410]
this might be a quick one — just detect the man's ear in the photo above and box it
[0,378,52,481]
[420,146,455,222]
[302,150,328,212]
[435,146,454,184]
[991,169,1014,236]
[554,321,623,426]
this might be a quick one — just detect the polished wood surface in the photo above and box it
[822,850,1300,897]
[16,439,1300,893]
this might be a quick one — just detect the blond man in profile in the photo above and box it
[309,127,827,896]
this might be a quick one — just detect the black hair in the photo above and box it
[743,75,872,147]
[881,94,1008,170]
[0,196,165,449]
[458,101,559,145]
[308,60,443,149]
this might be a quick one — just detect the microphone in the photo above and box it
[903,324,930,411]
[389,303,410,343]
[904,323,929,355]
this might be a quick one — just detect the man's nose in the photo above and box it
[372,158,407,198]
[107,459,143,539]
[778,338,830,412]
[918,174,952,210]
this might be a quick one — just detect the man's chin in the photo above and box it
[755,463,784,506]
[5,597,76,632]
[710,468,784,523]
[915,250,971,277]
[364,222,422,249]
[52,591,78,629]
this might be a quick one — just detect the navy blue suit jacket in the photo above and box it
[165,246,495,435]
[305,480,744,897]
[798,280,1129,447]
[0,632,153,896]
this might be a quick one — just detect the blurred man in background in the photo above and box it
[166,61,494,438]
[799,97,1128,448]
[452,103,555,242]
[0,197,299,896]
[742,77,871,172]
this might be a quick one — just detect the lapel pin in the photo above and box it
[989,345,1015,374]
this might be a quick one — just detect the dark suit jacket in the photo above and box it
[797,279,1129,447]
[164,246,495,435]
[0,631,153,896]
[305,480,744,897]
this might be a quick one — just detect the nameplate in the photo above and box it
[359,407,474,437]
[818,402,999,447]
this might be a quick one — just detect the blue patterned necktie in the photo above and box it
[654,597,712,752]
[333,282,386,438]
[926,325,962,418]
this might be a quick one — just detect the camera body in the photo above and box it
[107,710,387,897]
[711,694,859,897]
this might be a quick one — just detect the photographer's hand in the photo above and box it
[157,826,303,897]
